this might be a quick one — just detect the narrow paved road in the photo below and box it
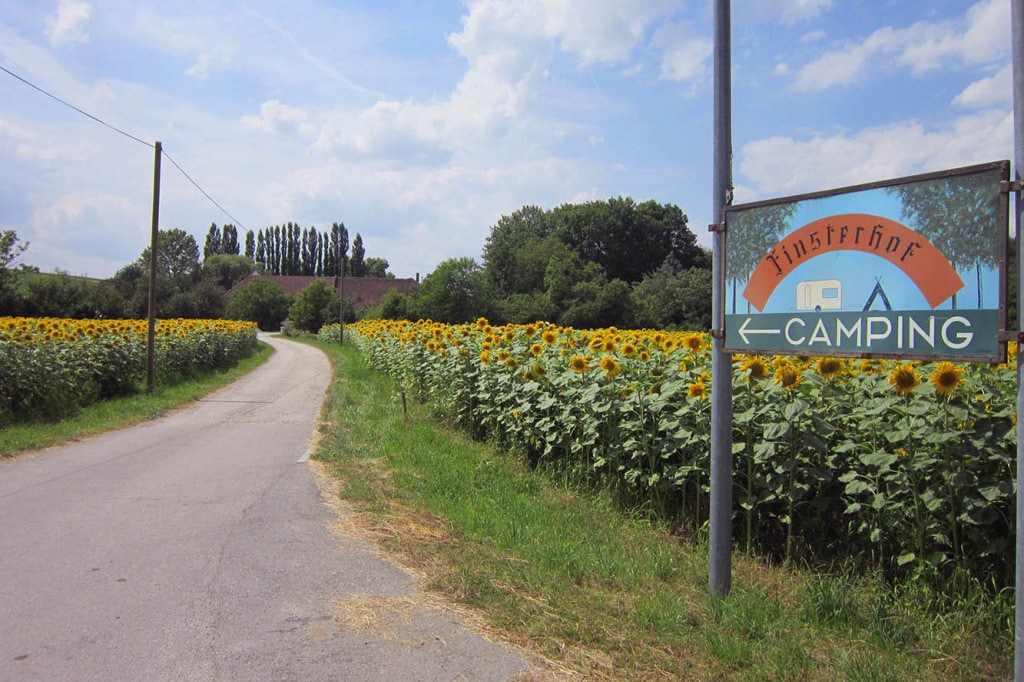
[0,335,534,681]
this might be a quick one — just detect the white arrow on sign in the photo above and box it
[737,317,781,344]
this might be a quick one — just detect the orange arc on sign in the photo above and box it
[741,213,964,312]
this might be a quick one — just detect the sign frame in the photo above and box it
[722,160,1011,363]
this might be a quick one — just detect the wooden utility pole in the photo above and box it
[146,141,162,393]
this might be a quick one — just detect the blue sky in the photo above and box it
[0,0,1014,280]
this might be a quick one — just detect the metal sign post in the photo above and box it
[709,0,734,598]
[1011,0,1023,678]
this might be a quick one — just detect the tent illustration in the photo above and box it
[862,280,892,312]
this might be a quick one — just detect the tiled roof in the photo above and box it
[228,273,417,310]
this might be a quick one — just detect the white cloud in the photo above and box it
[652,21,711,83]
[953,64,1012,109]
[738,109,1012,198]
[792,26,896,91]
[792,0,1009,91]
[736,0,833,25]
[241,100,315,137]
[315,0,686,166]
[45,0,91,46]
[779,0,833,24]
[0,119,61,161]
[185,46,234,80]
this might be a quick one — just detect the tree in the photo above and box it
[350,233,366,277]
[12,271,128,318]
[203,223,222,259]
[288,280,339,332]
[221,224,240,256]
[255,231,266,269]
[890,170,1003,309]
[725,203,797,314]
[244,230,255,261]
[202,254,256,290]
[364,257,391,278]
[541,249,634,328]
[482,205,556,296]
[226,280,293,330]
[409,257,489,324]
[326,222,348,277]
[139,228,201,286]
[554,197,689,283]
[363,288,412,320]
[0,230,28,313]
[632,265,713,330]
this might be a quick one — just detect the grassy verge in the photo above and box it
[0,340,274,458]
[309,337,1011,681]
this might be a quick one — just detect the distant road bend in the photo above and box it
[0,335,534,681]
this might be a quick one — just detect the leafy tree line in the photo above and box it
[204,222,389,279]
[363,197,714,331]
[0,219,390,324]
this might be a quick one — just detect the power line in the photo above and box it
[0,64,152,148]
[0,63,247,232]
[161,150,248,232]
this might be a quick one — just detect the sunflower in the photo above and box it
[773,360,802,390]
[888,364,919,397]
[741,356,768,382]
[621,342,638,358]
[570,355,591,373]
[930,361,963,396]
[542,330,558,345]
[602,338,617,353]
[688,378,707,399]
[816,357,846,380]
[683,333,704,353]
[480,350,492,365]
[530,343,543,356]
[599,355,621,377]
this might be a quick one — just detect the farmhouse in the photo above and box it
[228,273,418,310]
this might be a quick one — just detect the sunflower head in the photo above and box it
[888,364,919,397]
[570,355,591,373]
[688,378,707,400]
[742,356,768,382]
[599,355,621,377]
[683,333,705,353]
[930,361,963,397]
[816,357,846,380]
[773,360,802,390]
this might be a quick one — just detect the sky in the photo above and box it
[0,0,1015,281]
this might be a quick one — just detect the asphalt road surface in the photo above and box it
[0,335,536,681]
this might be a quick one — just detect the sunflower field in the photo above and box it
[326,318,1018,590]
[0,317,259,425]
